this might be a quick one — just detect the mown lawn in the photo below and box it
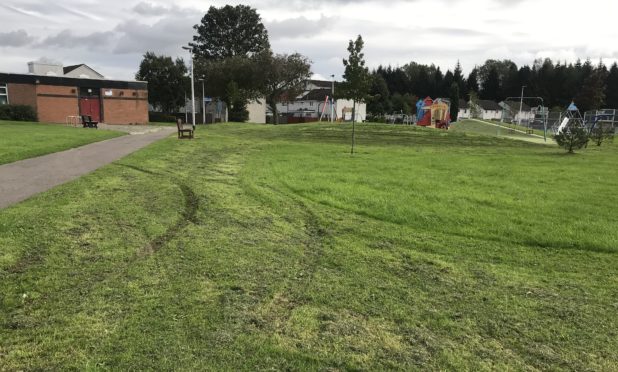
[0,121,124,165]
[1,123,617,370]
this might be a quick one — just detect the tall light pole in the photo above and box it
[331,74,335,122]
[519,85,526,127]
[198,77,205,125]
[182,46,196,129]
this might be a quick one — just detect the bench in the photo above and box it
[176,119,194,139]
[81,115,98,129]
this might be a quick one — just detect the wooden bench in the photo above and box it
[81,115,98,129]
[176,119,194,139]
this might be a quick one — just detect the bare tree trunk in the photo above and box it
[351,100,356,154]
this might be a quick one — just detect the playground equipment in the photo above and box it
[584,109,617,132]
[416,97,451,129]
[553,102,586,135]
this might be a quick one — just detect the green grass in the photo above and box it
[452,119,551,144]
[1,123,617,370]
[0,121,124,165]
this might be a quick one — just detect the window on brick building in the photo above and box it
[0,84,8,105]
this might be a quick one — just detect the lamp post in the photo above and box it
[519,85,526,127]
[198,77,205,125]
[331,74,335,122]
[182,46,196,129]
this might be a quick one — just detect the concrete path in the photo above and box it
[0,127,175,210]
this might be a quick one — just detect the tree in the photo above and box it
[466,68,480,98]
[589,122,615,147]
[605,63,618,109]
[226,81,249,122]
[480,66,501,100]
[191,5,270,60]
[257,52,312,125]
[195,55,262,120]
[449,83,460,122]
[555,125,589,153]
[135,52,188,113]
[469,91,482,118]
[341,35,373,154]
[575,67,607,112]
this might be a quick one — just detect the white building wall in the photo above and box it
[247,99,266,124]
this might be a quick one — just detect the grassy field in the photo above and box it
[451,119,550,144]
[1,123,617,370]
[0,121,124,165]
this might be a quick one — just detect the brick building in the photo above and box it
[0,62,148,125]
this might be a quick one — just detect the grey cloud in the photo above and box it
[0,29,35,47]
[113,15,196,54]
[39,30,116,50]
[133,2,169,16]
[266,16,336,40]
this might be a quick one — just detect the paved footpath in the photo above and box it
[0,127,175,210]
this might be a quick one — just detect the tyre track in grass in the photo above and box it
[113,163,199,256]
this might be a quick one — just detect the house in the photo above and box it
[470,100,502,120]
[270,80,367,123]
[458,99,470,120]
[499,101,534,124]
[1,61,148,125]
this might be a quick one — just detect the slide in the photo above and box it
[557,117,569,133]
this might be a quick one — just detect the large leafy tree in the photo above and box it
[341,35,372,154]
[135,52,188,113]
[257,52,312,125]
[191,5,270,122]
[191,5,270,60]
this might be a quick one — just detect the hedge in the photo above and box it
[0,105,38,121]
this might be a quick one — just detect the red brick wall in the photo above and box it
[101,88,148,125]
[7,83,37,108]
[36,85,79,123]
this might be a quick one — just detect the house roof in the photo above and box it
[476,100,501,111]
[500,100,531,112]
[307,80,332,89]
[459,99,469,109]
[300,89,330,101]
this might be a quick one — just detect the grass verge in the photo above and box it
[1,123,617,370]
[0,121,124,165]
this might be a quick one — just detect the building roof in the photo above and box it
[63,64,85,74]
[459,99,469,109]
[500,100,531,112]
[475,100,501,111]
[0,72,147,90]
[307,80,332,89]
[300,88,330,101]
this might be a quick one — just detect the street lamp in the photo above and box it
[331,74,335,122]
[519,85,527,127]
[182,46,196,129]
[198,77,205,125]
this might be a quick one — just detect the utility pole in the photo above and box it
[182,46,196,129]
[519,85,526,127]
[199,77,205,124]
[331,74,335,122]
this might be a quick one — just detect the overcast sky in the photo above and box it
[1,0,618,81]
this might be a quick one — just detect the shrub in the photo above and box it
[555,125,589,153]
[589,122,615,147]
[0,105,38,121]
[148,112,177,123]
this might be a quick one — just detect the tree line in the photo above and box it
[369,59,618,116]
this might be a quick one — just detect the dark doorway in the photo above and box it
[79,87,101,122]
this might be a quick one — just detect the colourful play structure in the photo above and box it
[416,97,451,129]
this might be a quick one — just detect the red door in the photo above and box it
[79,97,101,122]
